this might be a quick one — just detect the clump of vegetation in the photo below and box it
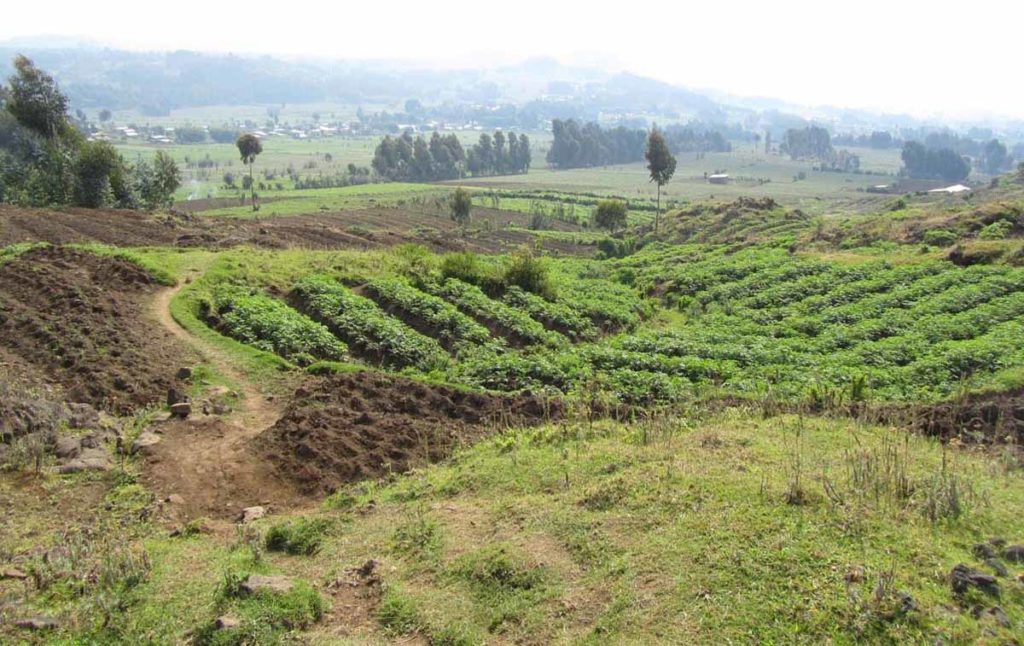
[264,517,332,555]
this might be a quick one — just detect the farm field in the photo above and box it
[2,172,1024,644]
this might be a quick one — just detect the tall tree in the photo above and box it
[645,127,676,233]
[593,199,628,232]
[236,133,263,211]
[450,187,472,226]
[5,55,69,140]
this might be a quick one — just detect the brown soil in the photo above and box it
[0,204,594,255]
[0,247,191,415]
[887,390,1024,444]
[255,372,564,494]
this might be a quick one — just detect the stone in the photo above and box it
[239,506,265,523]
[978,606,1011,628]
[53,435,81,459]
[1,568,28,580]
[240,574,293,595]
[166,493,185,505]
[176,367,193,381]
[170,402,191,419]
[15,616,58,630]
[951,564,1000,597]
[985,558,1009,578]
[59,447,112,473]
[131,431,162,455]
[972,542,997,560]
[167,388,187,407]
[215,615,240,630]
[66,403,99,429]
[79,433,103,449]
[1004,544,1024,563]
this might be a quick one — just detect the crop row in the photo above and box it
[362,277,492,351]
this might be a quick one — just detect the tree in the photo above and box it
[236,133,263,211]
[143,150,181,209]
[981,139,1008,175]
[593,199,628,232]
[5,55,69,140]
[645,127,676,233]
[450,187,472,226]
[98,109,112,123]
[73,140,125,208]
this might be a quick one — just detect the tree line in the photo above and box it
[900,141,970,182]
[546,119,648,169]
[0,55,180,209]
[372,130,530,182]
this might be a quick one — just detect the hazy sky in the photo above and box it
[4,0,1022,119]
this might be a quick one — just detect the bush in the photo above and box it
[922,229,958,247]
[264,517,331,555]
[978,220,1013,240]
[503,245,555,299]
[378,586,421,635]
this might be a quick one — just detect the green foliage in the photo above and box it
[364,276,492,350]
[978,220,1013,240]
[196,575,325,645]
[264,517,332,555]
[293,275,449,372]
[593,199,628,232]
[450,187,473,226]
[428,277,561,347]
[503,245,555,299]
[73,140,128,208]
[209,285,347,366]
[922,229,958,247]
[378,585,422,635]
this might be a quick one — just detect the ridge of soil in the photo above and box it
[0,204,592,255]
[0,246,189,415]
[255,372,564,494]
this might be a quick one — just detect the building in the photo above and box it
[708,173,730,185]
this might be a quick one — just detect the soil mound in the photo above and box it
[907,391,1024,444]
[0,246,189,414]
[256,372,563,492]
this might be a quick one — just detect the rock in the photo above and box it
[215,615,240,630]
[951,564,1000,597]
[1004,544,1024,563]
[356,559,380,578]
[79,433,103,449]
[131,431,162,455]
[66,403,99,429]
[212,401,231,415]
[972,542,997,560]
[239,506,265,523]
[166,493,185,505]
[1,568,28,580]
[978,606,1011,628]
[985,558,1009,578]
[59,447,112,473]
[896,591,918,614]
[15,616,58,630]
[53,435,81,459]
[170,402,191,419]
[988,537,1007,548]
[240,574,293,595]
[176,367,193,381]
[167,388,187,407]
[844,566,865,584]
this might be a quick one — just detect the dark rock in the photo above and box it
[988,537,1007,548]
[972,542,997,560]
[15,616,58,630]
[66,403,99,428]
[240,574,293,595]
[79,433,103,449]
[978,606,1011,628]
[356,559,380,578]
[169,402,191,419]
[951,564,1000,597]
[167,388,187,407]
[985,558,1009,578]
[1004,544,1024,563]
[896,591,918,614]
[58,447,113,473]
[176,367,193,381]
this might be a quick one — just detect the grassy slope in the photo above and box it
[5,411,1021,644]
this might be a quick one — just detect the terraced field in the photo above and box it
[188,242,1024,408]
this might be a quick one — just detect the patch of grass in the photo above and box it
[377,584,422,635]
[389,513,443,560]
[264,517,332,556]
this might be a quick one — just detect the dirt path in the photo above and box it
[142,274,308,521]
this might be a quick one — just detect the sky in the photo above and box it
[3,0,1022,119]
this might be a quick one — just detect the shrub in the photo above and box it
[378,586,421,635]
[503,245,555,299]
[922,229,958,247]
[978,220,1012,240]
[264,517,331,556]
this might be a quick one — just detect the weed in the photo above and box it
[264,517,331,556]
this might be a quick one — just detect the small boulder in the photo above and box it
[166,493,185,505]
[59,447,112,473]
[79,433,103,449]
[170,402,191,419]
[66,403,99,429]
[978,606,1011,628]
[239,506,265,523]
[131,431,162,456]
[53,435,81,459]
[1,568,28,580]
[215,616,241,630]
[951,564,1000,597]
[15,616,58,630]
[176,367,193,381]
[972,542,997,560]
[240,574,293,595]
[985,558,1009,578]
[1004,544,1024,563]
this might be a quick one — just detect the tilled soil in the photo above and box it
[0,204,593,255]
[255,371,564,493]
[0,247,190,414]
